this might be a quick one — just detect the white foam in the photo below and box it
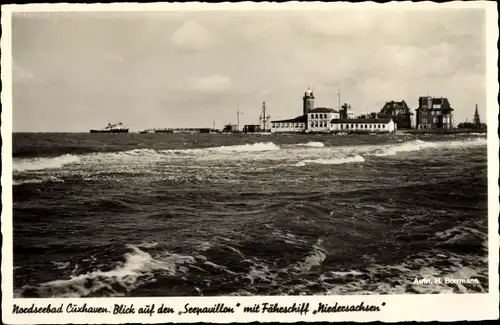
[294,142,325,148]
[21,245,195,298]
[207,142,281,153]
[13,176,64,186]
[371,138,486,157]
[293,239,327,272]
[13,154,80,172]
[294,155,365,167]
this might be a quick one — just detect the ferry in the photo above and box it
[90,122,129,133]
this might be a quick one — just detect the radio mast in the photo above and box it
[259,100,271,131]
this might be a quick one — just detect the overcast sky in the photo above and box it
[12,8,486,132]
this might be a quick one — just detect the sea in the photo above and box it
[10,132,489,297]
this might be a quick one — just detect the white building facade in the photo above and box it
[270,88,340,133]
[307,108,340,132]
[271,116,307,133]
[330,118,396,133]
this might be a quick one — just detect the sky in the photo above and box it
[11,8,487,132]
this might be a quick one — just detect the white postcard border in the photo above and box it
[1,1,499,324]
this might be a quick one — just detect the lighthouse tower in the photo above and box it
[473,104,481,128]
[302,87,315,115]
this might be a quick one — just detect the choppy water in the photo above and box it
[11,132,488,297]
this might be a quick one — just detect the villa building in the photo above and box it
[378,100,413,129]
[415,96,454,129]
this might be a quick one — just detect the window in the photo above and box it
[340,124,343,129]
[383,125,386,128]
[346,124,349,129]
[433,117,439,123]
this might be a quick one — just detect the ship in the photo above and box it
[90,122,129,133]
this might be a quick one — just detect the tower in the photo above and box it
[473,104,481,128]
[259,100,271,131]
[302,87,315,115]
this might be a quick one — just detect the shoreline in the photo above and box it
[12,128,487,135]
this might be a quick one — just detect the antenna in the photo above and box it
[237,104,240,131]
[338,88,341,111]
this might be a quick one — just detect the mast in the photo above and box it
[338,88,341,111]
[259,100,271,131]
[236,104,243,131]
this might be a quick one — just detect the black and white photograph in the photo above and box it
[2,1,499,323]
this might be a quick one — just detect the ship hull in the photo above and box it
[90,129,129,133]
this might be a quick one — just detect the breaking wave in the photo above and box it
[370,138,486,157]
[294,142,325,148]
[16,244,195,298]
[13,176,65,186]
[294,155,365,167]
[13,154,81,172]
[12,138,486,174]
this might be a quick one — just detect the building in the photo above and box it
[330,118,396,133]
[270,115,307,133]
[378,100,413,129]
[222,124,239,132]
[270,88,339,133]
[306,107,340,132]
[243,124,262,133]
[415,96,454,129]
[473,104,481,128]
[339,103,355,119]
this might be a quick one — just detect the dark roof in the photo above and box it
[380,100,413,115]
[417,96,454,111]
[331,118,392,124]
[308,107,339,113]
[271,115,307,123]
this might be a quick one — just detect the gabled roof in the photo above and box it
[271,115,307,123]
[331,118,392,124]
[380,100,413,115]
[308,107,338,113]
[417,96,454,111]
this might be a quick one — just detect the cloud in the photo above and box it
[186,74,232,93]
[171,20,214,51]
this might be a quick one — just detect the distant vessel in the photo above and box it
[90,122,129,133]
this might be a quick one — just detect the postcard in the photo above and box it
[1,1,499,324]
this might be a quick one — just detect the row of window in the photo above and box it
[310,122,328,128]
[309,113,329,119]
[340,124,386,129]
[272,123,305,128]
[421,110,443,116]
[272,122,389,129]
[421,117,451,124]
[421,104,442,109]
